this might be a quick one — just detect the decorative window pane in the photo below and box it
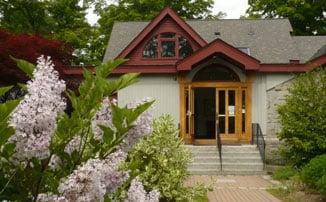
[143,36,158,58]
[160,32,175,38]
[192,65,240,81]
[161,41,175,57]
[179,37,193,58]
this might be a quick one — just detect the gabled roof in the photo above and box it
[104,19,326,64]
[177,39,260,71]
[115,7,207,59]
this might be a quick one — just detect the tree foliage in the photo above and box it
[0,29,72,85]
[246,0,326,35]
[0,0,99,64]
[278,67,326,166]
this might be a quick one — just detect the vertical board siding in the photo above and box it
[252,73,294,135]
[118,75,180,123]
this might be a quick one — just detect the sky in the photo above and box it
[86,0,249,25]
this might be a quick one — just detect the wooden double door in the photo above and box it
[185,82,251,144]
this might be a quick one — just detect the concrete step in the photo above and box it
[187,145,264,175]
[188,163,220,169]
[189,162,263,170]
[194,156,262,163]
[192,151,261,158]
[187,145,259,152]
[188,169,266,175]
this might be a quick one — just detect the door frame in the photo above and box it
[178,74,253,145]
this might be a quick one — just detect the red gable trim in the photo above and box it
[112,65,177,73]
[116,7,207,59]
[176,38,260,71]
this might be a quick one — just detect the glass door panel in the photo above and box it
[216,88,239,139]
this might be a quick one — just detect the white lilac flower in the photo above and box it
[64,135,82,155]
[48,154,62,171]
[37,193,67,202]
[58,158,106,202]
[91,97,153,152]
[91,97,115,141]
[101,149,129,193]
[8,55,66,160]
[119,98,153,152]
[58,150,128,202]
[124,177,160,202]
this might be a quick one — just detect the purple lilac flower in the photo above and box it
[57,150,128,202]
[9,55,66,161]
[124,177,160,202]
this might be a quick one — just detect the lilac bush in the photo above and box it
[0,56,160,201]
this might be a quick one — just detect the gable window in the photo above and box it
[142,32,193,59]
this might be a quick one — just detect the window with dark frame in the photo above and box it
[142,32,193,59]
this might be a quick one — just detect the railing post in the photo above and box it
[216,124,222,171]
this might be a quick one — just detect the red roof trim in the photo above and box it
[112,65,177,74]
[259,64,307,72]
[306,55,326,70]
[62,50,325,76]
[116,7,207,58]
[176,38,260,71]
[259,55,325,72]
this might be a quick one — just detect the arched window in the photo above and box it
[192,65,240,81]
[142,32,193,59]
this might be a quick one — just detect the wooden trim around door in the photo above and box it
[178,73,253,145]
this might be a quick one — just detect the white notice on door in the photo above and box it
[228,106,235,116]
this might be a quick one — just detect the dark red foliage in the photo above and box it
[0,29,73,86]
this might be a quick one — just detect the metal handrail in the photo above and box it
[252,123,266,166]
[216,125,222,171]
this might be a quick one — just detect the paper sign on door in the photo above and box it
[228,106,235,116]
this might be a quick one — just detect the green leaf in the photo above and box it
[0,124,14,146]
[10,56,35,78]
[127,100,154,125]
[0,86,13,96]
[0,100,20,122]
[99,125,115,144]
[111,104,126,132]
[115,73,140,91]
[96,59,127,78]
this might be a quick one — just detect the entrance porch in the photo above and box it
[178,58,254,145]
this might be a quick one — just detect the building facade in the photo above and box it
[103,7,326,163]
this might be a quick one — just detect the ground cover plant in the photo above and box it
[0,56,160,201]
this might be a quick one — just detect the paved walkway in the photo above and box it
[186,175,280,202]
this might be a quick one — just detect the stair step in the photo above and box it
[188,169,266,175]
[187,145,259,152]
[189,162,263,170]
[194,157,262,163]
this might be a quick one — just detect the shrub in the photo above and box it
[278,67,326,166]
[301,154,326,193]
[0,57,159,201]
[272,166,297,181]
[123,115,208,201]
[317,174,326,196]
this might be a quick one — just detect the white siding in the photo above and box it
[252,73,294,134]
[118,75,180,123]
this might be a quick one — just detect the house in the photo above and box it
[103,7,326,164]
